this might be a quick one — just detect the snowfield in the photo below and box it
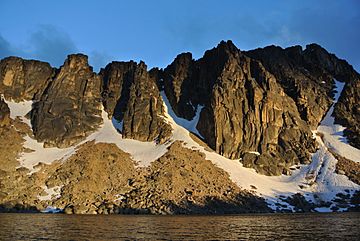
[4,79,360,211]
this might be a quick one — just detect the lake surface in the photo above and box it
[0,212,359,240]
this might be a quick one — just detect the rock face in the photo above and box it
[31,54,103,148]
[0,98,10,127]
[335,79,360,148]
[0,57,54,101]
[162,41,317,175]
[246,44,360,149]
[100,61,172,143]
[161,53,196,120]
[245,45,334,129]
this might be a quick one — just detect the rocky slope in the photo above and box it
[0,40,359,214]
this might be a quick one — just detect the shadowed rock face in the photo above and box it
[162,41,317,175]
[303,44,360,149]
[0,98,10,127]
[246,44,360,149]
[100,61,137,119]
[334,79,360,148]
[31,54,103,148]
[0,57,54,101]
[161,52,196,120]
[100,61,172,144]
[245,45,334,129]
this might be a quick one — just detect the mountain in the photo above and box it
[0,41,359,214]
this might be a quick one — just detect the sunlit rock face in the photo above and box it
[30,54,103,148]
[0,56,54,101]
[161,41,317,175]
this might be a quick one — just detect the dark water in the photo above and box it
[0,213,359,240]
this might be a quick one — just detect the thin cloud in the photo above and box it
[28,25,77,66]
[0,25,111,71]
[0,34,15,57]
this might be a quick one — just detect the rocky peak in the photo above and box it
[161,52,195,120]
[246,44,360,149]
[64,54,92,72]
[160,40,318,175]
[246,45,335,128]
[31,54,103,148]
[196,51,317,175]
[0,56,54,101]
[161,40,243,120]
[214,40,239,55]
[100,60,137,118]
[101,60,172,144]
[303,43,359,82]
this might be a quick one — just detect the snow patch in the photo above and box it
[5,100,76,173]
[112,117,123,132]
[314,207,332,213]
[160,93,204,138]
[6,100,32,126]
[20,136,75,172]
[38,185,62,201]
[89,110,170,167]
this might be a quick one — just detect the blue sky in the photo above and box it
[0,0,359,72]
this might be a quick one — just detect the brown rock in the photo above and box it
[162,41,316,175]
[246,44,360,149]
[30,54,103,148]
[0,98,10,127]
[0,57,54,101]
[100,61,172,143]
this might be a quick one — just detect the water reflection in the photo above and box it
[0,213,359,240]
